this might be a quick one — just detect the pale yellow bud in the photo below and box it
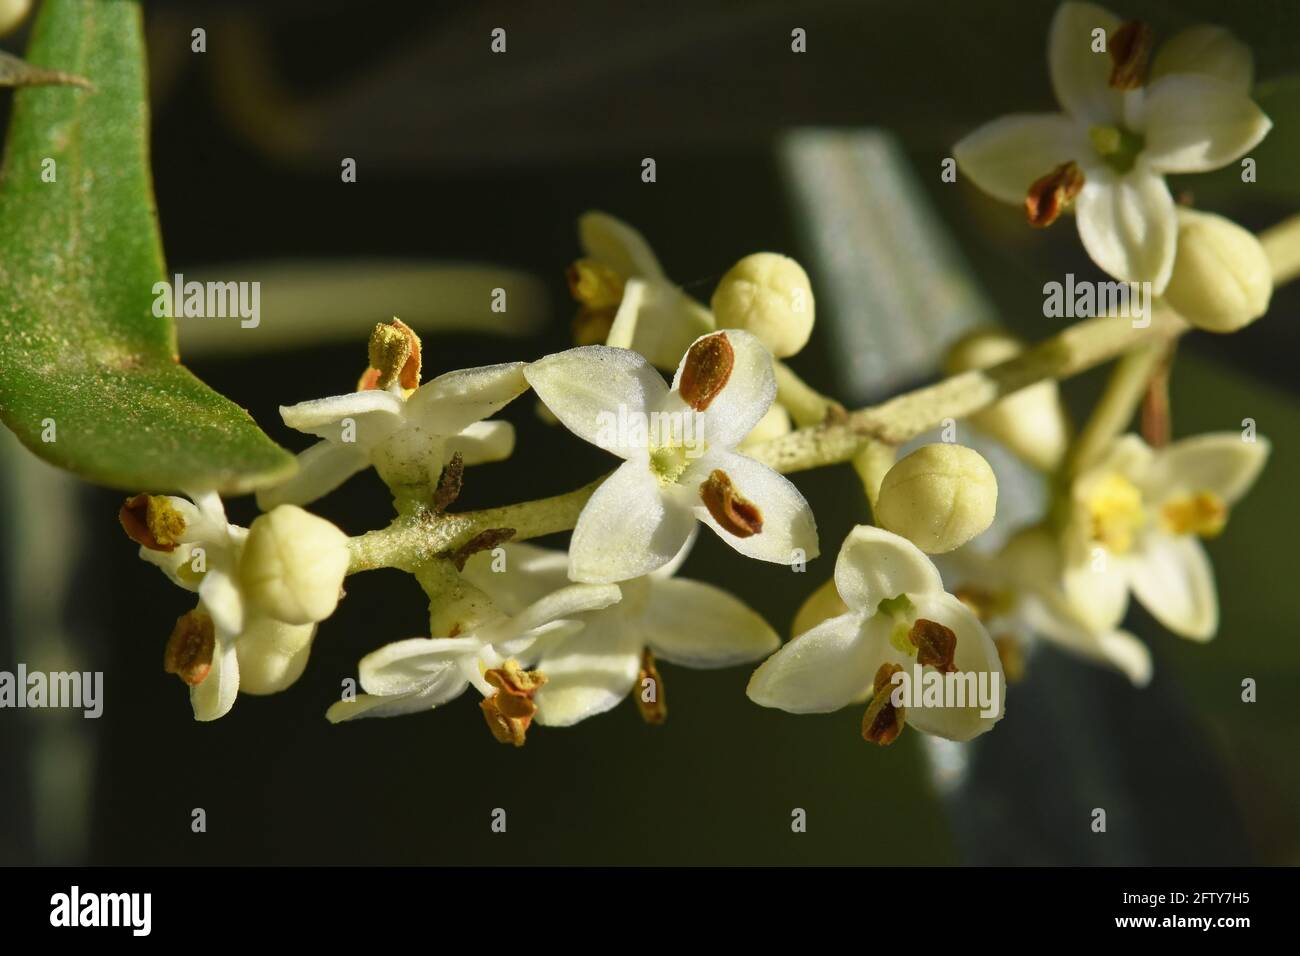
[0,0,31,37]
[240,505,349,625]
[710,253,814,358]
[234,617,317,695]
[1163,209,1272,334]
[875,444,998,553]
[739,402,793,450]
[945,329,1070,472]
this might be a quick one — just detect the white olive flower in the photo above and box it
[570,211,715,370]
[954,2,1271,291]
[258,361,527,508]
[748,525,1004,743]
[525,329,819,583]
[461,532,779,727]
[1062,432,1269,640]
[122,491,321,720]
[324,581,621,731]
[939,529,1153,687]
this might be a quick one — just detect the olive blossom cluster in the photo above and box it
[119,1,1292,751]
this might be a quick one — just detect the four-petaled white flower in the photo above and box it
[571,211,715,370]
[129,492,321,721]
[258,362,528,508]
[938,528,1153,687]
[460,532,779,726]
[748,525,1004,743]
[525,329,819,583]
[1062,432,1269,641]
[954,1,1271,292]
[324,581,621,724]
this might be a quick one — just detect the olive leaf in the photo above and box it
[0,0,295,494]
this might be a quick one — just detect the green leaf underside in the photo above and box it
[0,0,293,494]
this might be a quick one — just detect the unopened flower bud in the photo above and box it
[710,253,814,358]
[0,0,31,38]
[234,617,318,695]
[945,329,1070,471]
[1163,209,1272,334]
[240,505,349,625]
[875,444,998,553]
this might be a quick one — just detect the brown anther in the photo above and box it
[572,308,617,346]
[480,660,547,747]
[356,367,382,391]
[952,586,999,623]
[444,527,516,571]
[678,332,734,411]
[699,469,763,538]
[164,610,215,687]
[909,618,958,673]
[994,634,1026,684]
[119,494,187,552]
[1108,21,1152,90]
[365,318,422,390]
[431,452,465,514]
[634,648,667,725]
[566,258,625,310]
[1026,162,1084,228]
[862,663,906,746]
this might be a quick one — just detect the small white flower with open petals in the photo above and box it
[259,361,527,508]
[747,525,1004,743]
[571,211,715,370]
[461,532,779,726]
[525,329,819,583]
[954,2,1271,292]
[324,581,621,728]
[1062,432,1269,640]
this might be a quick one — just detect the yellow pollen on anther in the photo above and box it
[1086,472,1146,554]
[480,660,547,747]
[119,494,187,552]
[1161,492,1227,538]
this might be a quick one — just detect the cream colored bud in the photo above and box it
[739,402,793,450]
[240,505,349,625]
[0,0,31,37]
[710,253,814,358]
[945,329,1070,472]
[1163,209,1272,334]
[235,618,317,695]
[875,444,998,553]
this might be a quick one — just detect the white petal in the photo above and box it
[404,362,528,435]
[532,620,643,727]
[569,459,695,582]
[1144,432,1269,506]
[525,346,670,458]
[1129,532,1218,640]
[357,637,482,698]
[1074,164,1177,291]
[641,578,780,667]
[1049,1,1125,125]
[627,282,716,371]
[461,542,573,613]
[325,686,447,723]
[791,577,849,638]
[671,329,775,449]
[1140,75,1271,174]
[746,611,883,713]
[900,592,1004,741]
[579,210,665,279]
[446,420,516,466]
[255,440,370,510]
[475,583,623,650]
[833,524,944,615]
[953,113,1088,205]
[1150,25,1254,93]
[1062,548,1131,631]
[191,636,240,722]
[280,388,405,444]
[139,543,201,592]
[1020,590,1152,686]
[198,568,244,639]
[687,450,818,566]
[650,524,700,580]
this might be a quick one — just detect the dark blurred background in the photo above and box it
[1,0,1298,865]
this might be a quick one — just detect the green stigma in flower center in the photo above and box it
[649,444,690,485]
[1089,125,1145,174]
